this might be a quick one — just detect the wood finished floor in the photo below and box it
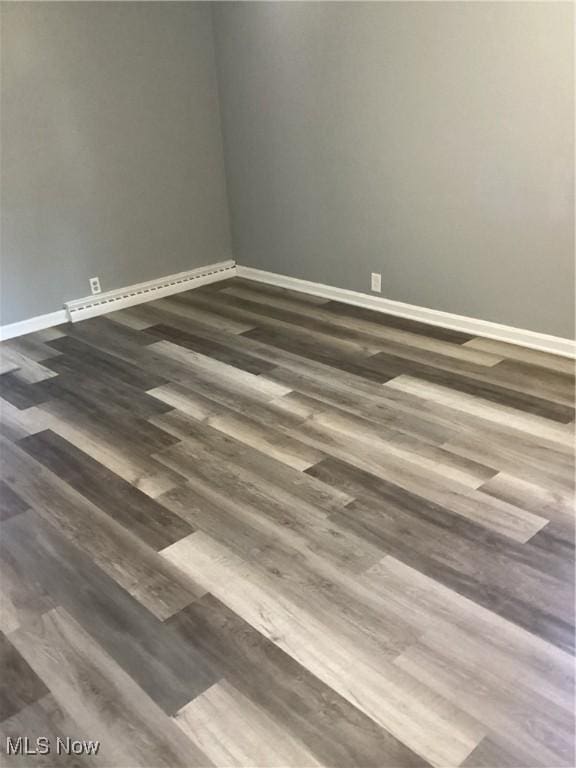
[0,277,574,768]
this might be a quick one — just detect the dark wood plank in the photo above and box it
[0,372,50,410]
[34,370,173,421]
[0,630,49,721]
[0,480,29,521]
[47,335,168,391]
[19,430,193,550]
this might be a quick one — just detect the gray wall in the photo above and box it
[213,1,575,338]
[1,1,231,325]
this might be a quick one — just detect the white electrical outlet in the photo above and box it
[371,272,381,293]
[89,277,101,295]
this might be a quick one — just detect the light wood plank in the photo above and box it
[174,680,323,768]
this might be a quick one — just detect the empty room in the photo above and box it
[0,1,574,766]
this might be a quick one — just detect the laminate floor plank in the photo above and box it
[107,307,158,330]
[147,339,291,401]
[282,407,549,542]
[419,624,575,719]
[395,642,574,767]
[0,437,201,620]
[310,458,572,581]
[0,278,573,767]
[485,359,575,406]
[266,365,461,444]
[1,510,217,715]
[386,375,575,445]
[152,409,352,513]
[0,694,96,768]
[46,335,169,391]
[365,374,575,460]
[173,680,324,768]
[149,364,295,422]
[29,327,66,343]
[57,328,293,417]
[0,360,18,376]
[372,354,575,422]
[152,296,257,334]
[480,472,575,531]
[148,381,312,434]
[222,284,504,367]
[145,323,277,375]
[173,290,385,357]
[0,480,29,521]
[8,608,212,767]
[34,399,183,497]
[203,409,324,471]
[152,328,459,446]
[0,398,50,442]
[154,439,378,574]
[61,315,157,354]
[1,335,63,363]
[464,337,576,375]
[289,401,498,487]
[168,595,428,768]
[163,532,485,768]
[33,369,174,422]
[0,630,49,721]
[158,484,416,660]
[137,303,385,385]
[445,431,575,493]
[363,557,574,697]
[109,301,250,344]
[0,345,59,384]
[328,509,573,651]
[0,371,52,410]
[322,299,476,344]
[0,550,55,635]
[244,326,392,382]
[461,734,568,768]
[19,430,193,550]
[148,377,323,471]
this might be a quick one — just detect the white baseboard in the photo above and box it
[236,265,576,359]
[0,260,236,340]
[3,261,573,358]
[0,310,68,342]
